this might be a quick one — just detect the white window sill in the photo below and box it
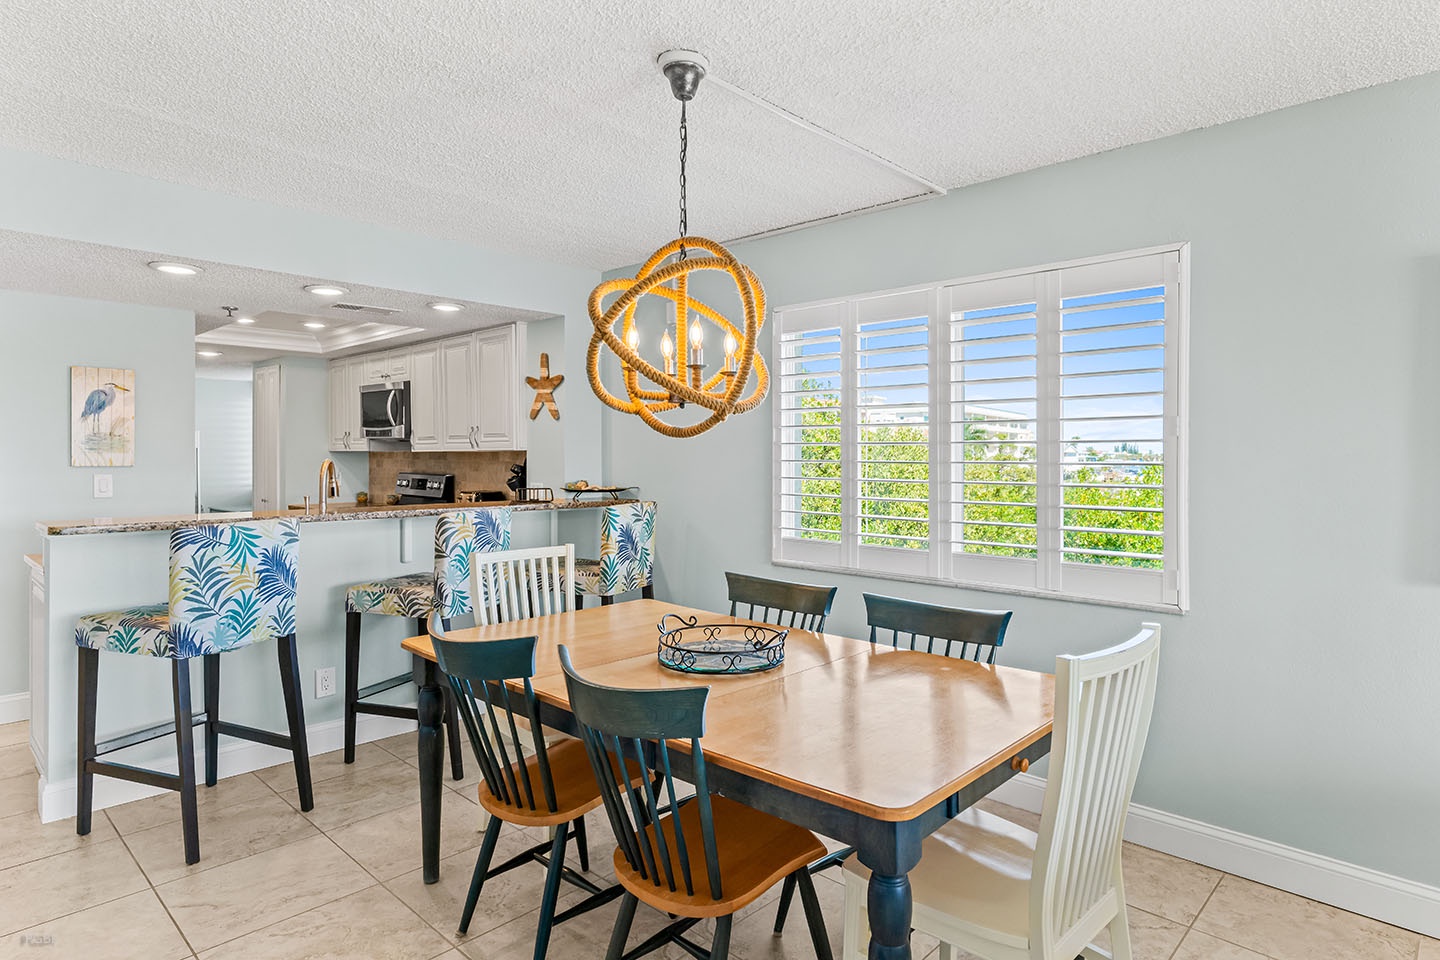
[771,557,1186,616]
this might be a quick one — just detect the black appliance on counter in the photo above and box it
[394,472,455,504]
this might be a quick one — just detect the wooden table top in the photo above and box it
[402,599,1054,822]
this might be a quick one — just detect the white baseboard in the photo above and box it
[37,712,418,824]
[988,773,1440,938]
[0,692,29,725]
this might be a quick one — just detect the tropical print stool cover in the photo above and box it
[574,501,657,598]
[75,519,301,659]
[343,508,512,621]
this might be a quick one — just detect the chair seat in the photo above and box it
[843,807,1036,950]
[573,557,652,597]
[477,736,615,828]
[615,794,826,919]
[74,603,176,658]
[345,573,435,617]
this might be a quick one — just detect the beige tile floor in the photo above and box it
[0,720,1432,960]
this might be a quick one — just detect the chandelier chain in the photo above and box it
[678,100,688,261]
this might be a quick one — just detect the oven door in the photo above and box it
[360,382,409,439]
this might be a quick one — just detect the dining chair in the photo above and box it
[862,592,1013,662]
[839,623,1163,960]
[725,571,837,631]
[559,645,835,960]
[341,508,513,777]
[471,543,575,625]
[774,590,1013,934]
[74,519,313,865]
[574,500,658,607]
[432,626,623,957]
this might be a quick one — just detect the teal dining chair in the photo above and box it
[725,571,837,631]
[74,518,313,865]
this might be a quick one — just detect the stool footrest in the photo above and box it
[215,720,293,751]
[357,672,414,701]
[95,714,207,757]
[355,701,419,720]
[86,759,183,792]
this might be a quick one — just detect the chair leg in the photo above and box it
[841,871,866,960]
[458,816,503,934]
[343,611,361,764]
[711,913,734,960]
[772,872,798,934]
[75,648,99,836]
[1106,906,1134,960]
[532,821,571,960]
[277,634,314,811]
[574,593,584,610]
[172,660,200,865]
[605,892,639,960]
[938,944,955,960]
[203,654,220,787]
[600,595,615,606]
[795,868,834,960]
[427,617,465,782]
[573,814,589,872]
[641,584,655,600]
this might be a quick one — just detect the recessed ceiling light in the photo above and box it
[303,321,327,330]
[304,284,348,296]
[236,316,255,324]
[429,301,464,313]
[149,261,202,276]
[197,350,223,358]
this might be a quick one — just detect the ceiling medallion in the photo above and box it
[587,50,768,439]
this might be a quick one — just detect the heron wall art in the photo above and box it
[71,366,135,466]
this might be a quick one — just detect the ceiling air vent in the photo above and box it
[330,302,401,316]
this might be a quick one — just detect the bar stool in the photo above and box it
[341,508,512,774]
[573,501,657,607]
[74,518,313,865]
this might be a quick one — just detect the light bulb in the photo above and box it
[724,332,737,355]
[689,320,703,346]
[625,326,640,351]
[660,330,674,357]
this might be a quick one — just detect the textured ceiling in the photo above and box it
[0,230,551,368]
[1,1,1438,270]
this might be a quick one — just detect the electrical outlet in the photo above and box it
[315,666,337,699]
[93,474,113,499]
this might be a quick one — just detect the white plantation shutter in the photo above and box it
[774,245,1186,611]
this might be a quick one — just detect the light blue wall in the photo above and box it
[604,72,1440,887]
[256,357,368,507]
[195,376,252,513]
[0,291,195,697]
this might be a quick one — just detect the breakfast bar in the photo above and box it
[28,498,634,822]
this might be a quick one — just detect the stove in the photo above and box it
[394,472,455,505]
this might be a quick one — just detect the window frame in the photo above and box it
[771,242,1190,614]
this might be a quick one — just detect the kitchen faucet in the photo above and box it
[318,459,340,513]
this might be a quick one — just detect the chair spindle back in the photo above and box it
[430,626,559,815]
[725,572,838,632]
[862,593,1012,663]
[1031,623,1162,960]
[471,544,575,626]
[558,645,722,901]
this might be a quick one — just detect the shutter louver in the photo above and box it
[856,316,930,552]
[777,321,844,564]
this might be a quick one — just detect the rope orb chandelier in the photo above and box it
[587,50,769,439]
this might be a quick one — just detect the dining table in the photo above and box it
[401,599,1055,960]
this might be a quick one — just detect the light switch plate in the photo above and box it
[93,474,113,499]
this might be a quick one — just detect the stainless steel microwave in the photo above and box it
[360,380,410,440]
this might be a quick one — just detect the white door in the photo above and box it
[253,364,282,511]
[473,326,516,449]
[439,336,476,449]
[327,359,349,450]
[409,343,442,451]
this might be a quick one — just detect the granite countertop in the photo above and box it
[39,497,641,536]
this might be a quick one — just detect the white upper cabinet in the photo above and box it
[327,324,525,454]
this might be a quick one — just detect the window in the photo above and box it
[773,245,1187,610]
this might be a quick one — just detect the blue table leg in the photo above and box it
[858,823,922,960]
[418,659,445,884]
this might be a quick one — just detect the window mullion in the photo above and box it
[928,285,948,579]
[841,302,860,569]
[1035,271,1063,591]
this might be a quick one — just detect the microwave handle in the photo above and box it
[387,390,399,427]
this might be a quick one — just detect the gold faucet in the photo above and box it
[318,459,340,513]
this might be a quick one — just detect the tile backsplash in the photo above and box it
[366,450,524,502]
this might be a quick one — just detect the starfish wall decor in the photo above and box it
[526,352,564,420]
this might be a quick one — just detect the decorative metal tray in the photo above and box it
[656,613,786,675]
[563,484,636,502]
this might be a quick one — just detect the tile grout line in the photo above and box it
[105,808,202,959]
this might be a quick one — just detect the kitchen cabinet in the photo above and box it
[327,324,525,453]
[27,556,46,777]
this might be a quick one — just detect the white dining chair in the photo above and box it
[841,622,1162,960]
[470,543,576,625]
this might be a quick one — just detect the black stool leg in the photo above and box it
[641,584,655,600]
[421,616,464,782]
[76,648,99,836]
[574,594,584,610]
[600,595,615,606]
[278,634,314,811]
[172,659,200,865]
[203,654,220,787]
[344,610,361,764]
